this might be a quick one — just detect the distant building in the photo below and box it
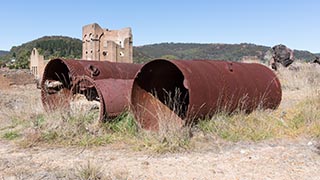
[82,23,133,63]
[29,23,133,81]
[29,48,49,80]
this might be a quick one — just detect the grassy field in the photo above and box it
[1,62,320,154]
[0,62,320,179]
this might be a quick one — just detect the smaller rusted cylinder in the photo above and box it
[41,58,142,111]
[72,76,134,121]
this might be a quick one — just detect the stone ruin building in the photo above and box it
[29,23,133,81]
[29,48,49,80]
[82,23,133,63]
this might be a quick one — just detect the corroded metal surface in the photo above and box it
[132,85,183,130]
[131,59,282,130]
[41,58,142,111]
[94,78,133,117]
[72,76,134,120]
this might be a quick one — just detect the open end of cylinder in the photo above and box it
[42,59,71,89]
[132,59,189,130]
[41,59,72,110]
[71,77,104,122]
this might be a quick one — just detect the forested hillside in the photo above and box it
[133,43,318,63]
[0,36,82,68]
[0,50,9,57]
[0,36,318,68]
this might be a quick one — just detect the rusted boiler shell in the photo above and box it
[41,58,142,110]
[72,76,134,120]
[41,58,142,85]
[131,59,282,130]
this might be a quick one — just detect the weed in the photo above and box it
[32,114,45,128]
[105,112,138,136]
[3,130,20,140]
[136,126,191,153]
[75,161,104,180]
[41,130,58,142]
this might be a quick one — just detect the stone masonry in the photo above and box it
[82,23,133,63]
[29,23,133,81]
[29,48,49,80]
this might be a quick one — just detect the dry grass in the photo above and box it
[74,161,105,180]
[19,110,137,147]
[277,61,320,91]
[135,126,191,154]
[68,161,130,180]
[1,62,320,154]
[0,84,131,147]
[197,99,320,142]
[132,89,192,153]
[197,62,320,141]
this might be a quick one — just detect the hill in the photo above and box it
[1,36,318,68]
[0,50,9,57]
[133,43,318,63]
[1,36,82,68]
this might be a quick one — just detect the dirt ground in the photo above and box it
[0,69,35,90]
[0,138,319,179]
[1,70,320,179]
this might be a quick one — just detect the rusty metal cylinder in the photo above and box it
[41,58,142,110]
[72,76,134,121]
[41,58,142,84]
[131,59,282,130]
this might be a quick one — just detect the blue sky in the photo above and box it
[0,0,319,52]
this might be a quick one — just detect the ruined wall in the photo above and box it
[82,23,133,63]
[29,48,48,80]
[82,23,104,60]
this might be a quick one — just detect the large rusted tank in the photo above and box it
[41,58,142,115]
[131,59,282,130]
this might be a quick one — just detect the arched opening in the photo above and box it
[134,59,189,118]
[42,59,71,90]
[41,59,73,111]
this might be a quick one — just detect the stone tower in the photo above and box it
[82,23,133,63]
